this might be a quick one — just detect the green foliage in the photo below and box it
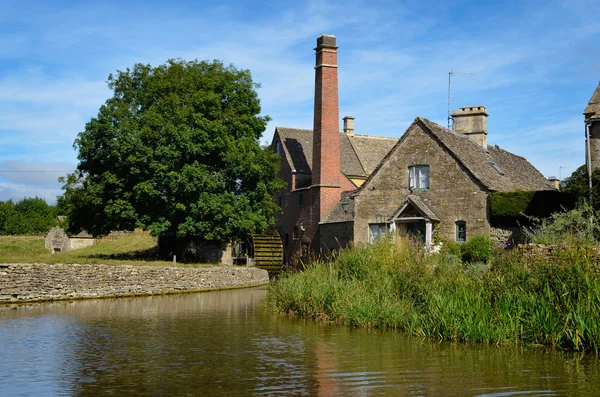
[0,197,57,235]
[524,202,600,245]
[63,59,284,242]
[266,236,600,352]
[461,234,492,263]
[488,190,575,223]
[562,165,600,210]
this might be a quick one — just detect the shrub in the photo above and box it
[524,201,600,245]
[461,234,492,263]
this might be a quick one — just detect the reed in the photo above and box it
[265,236,600,352]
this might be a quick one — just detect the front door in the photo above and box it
[402,222,426,243]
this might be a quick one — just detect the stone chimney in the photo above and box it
[452,106,489,149]
[547,176,560,190]
[343,116,355,135]
[584,82,600,173]
[311,34,341,223]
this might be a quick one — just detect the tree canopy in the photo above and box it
[63,59,284,243]
[0,197,58,235]
[561,165,600,210]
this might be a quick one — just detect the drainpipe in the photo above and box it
[586,121,593,201]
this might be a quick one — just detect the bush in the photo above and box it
[461,234,492,263]
[524,201,600,245]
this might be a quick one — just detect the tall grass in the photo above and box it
[265,236,600,352]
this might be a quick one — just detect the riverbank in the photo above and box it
[0,263,269,303]
[265,237,600,352]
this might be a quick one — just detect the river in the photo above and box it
[0,287,598,396]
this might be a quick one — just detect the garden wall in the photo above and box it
[0,263,269,303]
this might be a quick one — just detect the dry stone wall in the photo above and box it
[0,263,269,303]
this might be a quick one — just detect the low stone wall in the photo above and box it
[490,225,523,245]
[517,244,600,265]
[0,263,269,303]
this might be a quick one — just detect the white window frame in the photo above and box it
[369,223,387,243]
[409,165,430,190]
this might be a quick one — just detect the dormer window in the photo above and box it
[409,165,429,190]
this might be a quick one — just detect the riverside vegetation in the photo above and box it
[266,206,600,353]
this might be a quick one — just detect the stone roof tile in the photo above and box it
[584,82,600,119]
[275,127,395,178]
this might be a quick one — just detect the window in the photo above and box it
[298,192,304,207]
[369,223,387,243]
[301,243,309,258]
[456,221,466,242]
[409,165,429,190]
[278,196,283,209]
[274,140,281,154]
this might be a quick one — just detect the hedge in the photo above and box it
[488,190,575,225]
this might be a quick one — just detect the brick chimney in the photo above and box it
[311,34,341,223]
[452,106,488,149]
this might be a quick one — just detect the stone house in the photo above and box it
[272,34,554,262]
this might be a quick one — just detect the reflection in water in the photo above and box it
[1,287,599,396]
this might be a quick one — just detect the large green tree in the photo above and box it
[561,165,600,210]
[63,59,284,243]
[0,197,57,235]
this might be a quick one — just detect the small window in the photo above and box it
[409,165,429,190]
[293,226,299,240]
[278,196,283,209]
[298,192,304,207]
[274,140,281,154]
[369,223,387,243]
[301,243,309,258]
[456,221,466,242]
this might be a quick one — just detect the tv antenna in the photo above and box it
[448,71,474,130]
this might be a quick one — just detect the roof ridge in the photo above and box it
[348,133,397,139]
[275,126,399,140]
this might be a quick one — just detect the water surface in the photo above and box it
[1,287,598,396]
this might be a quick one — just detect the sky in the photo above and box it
[1,0,599,204]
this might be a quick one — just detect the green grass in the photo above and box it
[0,231,213,268]
[265,236,600,352]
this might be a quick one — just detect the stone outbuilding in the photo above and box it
[44,227,97,253]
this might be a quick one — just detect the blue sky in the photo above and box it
[1,0,598,203]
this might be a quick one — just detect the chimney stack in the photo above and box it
[452,106,488,149]
[343,116,355,135]
[547,176,561,190]
[311,34,341,224]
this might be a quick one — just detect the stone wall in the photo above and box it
[0,263,269,303]
[490,225,523,245]
[320,221,353,255]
